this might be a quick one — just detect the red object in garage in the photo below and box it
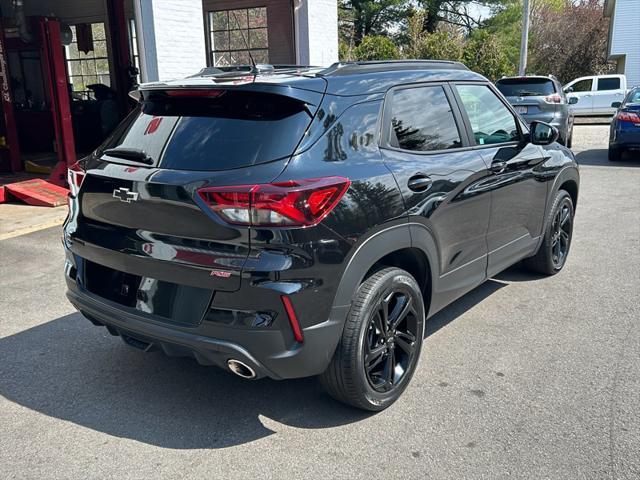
[4,178,68,207]
[39,18,76,186]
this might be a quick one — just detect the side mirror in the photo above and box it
[564,86,574,93]
[611,101,622,108]
[530,121,559,146]
[568,97,578,105]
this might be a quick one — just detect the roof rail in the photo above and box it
[319,60,470,76]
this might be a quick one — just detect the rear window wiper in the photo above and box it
[103,147,154,165]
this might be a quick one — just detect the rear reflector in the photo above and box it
[281,295,303,343]
[197,176,350,227]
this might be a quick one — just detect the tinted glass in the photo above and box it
[597,78,621,91]
[495,78,555,96]
[570,79,592,92]
[389,86,461,152]
[97,90,313,171]
[456,85,519,145]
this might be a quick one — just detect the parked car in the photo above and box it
[64,61,580,411]
[609,86,640,161]
[564,74,627,116]
[495,75,575,147]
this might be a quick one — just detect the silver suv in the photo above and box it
[496,76,575,148]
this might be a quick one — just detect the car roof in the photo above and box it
[139,61,488,97]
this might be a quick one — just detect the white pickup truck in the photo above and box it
[563,74,628,116]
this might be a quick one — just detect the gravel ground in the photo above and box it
[1,125,638,479]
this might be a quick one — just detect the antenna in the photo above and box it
[230,10,257,74]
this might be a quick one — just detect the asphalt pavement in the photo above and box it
[1,125,638,479]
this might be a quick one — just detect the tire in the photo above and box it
[608,146,622,161]
[524,190,574,275]
[320,267,425,411]
[566,125,573,149]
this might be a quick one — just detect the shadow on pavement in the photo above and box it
[0,313,370,449]
[576,149,640,167]
[0,266,530,449]
[425,279,506,338]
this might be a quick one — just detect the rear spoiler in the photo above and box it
[129,80,327,106]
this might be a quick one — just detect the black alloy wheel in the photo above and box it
[364,290,419,393]
[524,189,574,275]
[320,267,425,411]
[550,200,572,269]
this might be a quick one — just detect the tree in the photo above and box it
[464,29,515,80]
[528,0,612,83]
[418,0,503,33]
[353,35,400,60]
[339,0,409,46]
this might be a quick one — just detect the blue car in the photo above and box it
[609,87,640,161]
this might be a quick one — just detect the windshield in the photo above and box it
[496,78,556,97]
[96,90,314,171]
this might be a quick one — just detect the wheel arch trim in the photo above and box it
[330,222,439,316]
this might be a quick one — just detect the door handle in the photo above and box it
[490,160,507,173]
[408,174,432,192]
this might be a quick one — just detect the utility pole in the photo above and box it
[518,0,530,76]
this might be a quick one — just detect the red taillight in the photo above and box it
[67,162,85,196]
[617,111,640,123]
[281,295,304,343]
[197,176,350,227]
[544,94,563,104]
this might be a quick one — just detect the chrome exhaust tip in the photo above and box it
[227,359,257,379]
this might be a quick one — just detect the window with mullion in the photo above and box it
[208,8,269,67]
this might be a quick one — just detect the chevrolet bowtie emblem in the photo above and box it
[113,187,139,203]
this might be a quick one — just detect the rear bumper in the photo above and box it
[64,252,348,380]
[610,127,640,149]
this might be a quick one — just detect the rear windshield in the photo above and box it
[97,90,314,171]
[495,78,556,97]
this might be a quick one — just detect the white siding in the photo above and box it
[296,0,338,67]
[609,0,640,87]
[135,0,206,82]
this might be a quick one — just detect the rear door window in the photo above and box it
[455,84,520,146]
[388,86,462,152]
[597,78,621,91]
[495,78,556,97]
[98,90,315,171]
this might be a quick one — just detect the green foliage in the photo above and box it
[464,29,516,80]
[353,35,399,61]
[339,41,355,61]
[340,0,410,44]
[340,0,610,82]
[414,30,465,62]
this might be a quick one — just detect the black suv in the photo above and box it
[64,61,579,411]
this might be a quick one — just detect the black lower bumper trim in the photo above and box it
[67,289,274,379]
